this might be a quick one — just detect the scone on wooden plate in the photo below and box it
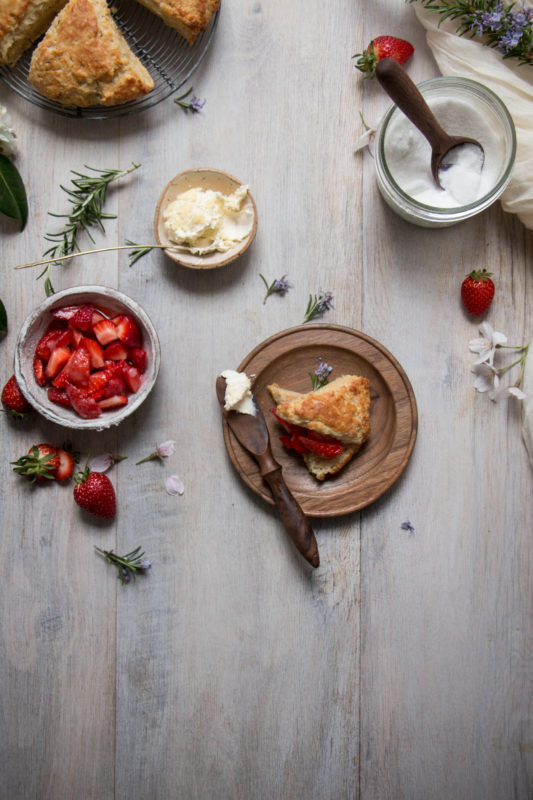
[134,0,220,45]
[0,0,68,66]
[268,375,371,481]
[28,0,154,107]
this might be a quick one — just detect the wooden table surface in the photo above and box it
[1,2,532,798]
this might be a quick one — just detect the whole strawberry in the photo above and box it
[2,375,31,418]
[12,444,58,484]
[353,35,414,78]
[461,269,495,316]
[74,466,116,519]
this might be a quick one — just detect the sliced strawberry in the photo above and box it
[129,347,147,373]
[69,325,83,348]
[88,389,105,402]
[66,383,101,419]
[271,408,301,436]
[52,368,71,389]
[70,304,94,331]
[104,341,129,362]
[103,375,128,397]
[280,434,309,454]
[93,319,118,346]
[112,314,142,348]
[98,394,128,410]
[33,356,46,387]
[55,448,75,480]
[297,436,343,459]
[35,330,61,361]
[123,365,141,393]
[51,305,81,323]
[45,346,71,380]
[92,309,106,326]
[80,337,105,369]
[64,347,91,387]
[87,370,110,394]
[48,387,71,408]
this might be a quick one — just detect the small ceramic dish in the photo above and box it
[14,285,160,431]
[154,168,257,269]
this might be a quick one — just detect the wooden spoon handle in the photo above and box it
[375,58,450,151]
[261,465,320,568]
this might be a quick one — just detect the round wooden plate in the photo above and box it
[221,324,418,517]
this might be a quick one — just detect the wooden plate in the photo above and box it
[221,324,418,517]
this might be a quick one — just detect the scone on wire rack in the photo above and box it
[28,0,154,107]
[0,0,68,66]
[134,0,220,45]
[268,375,371,481]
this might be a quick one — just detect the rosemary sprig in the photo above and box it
[95,545,151,585]
[174,87,206,112]
[40,162,141,283]
[407,1,533,65]
[303,291,334,323]
[259,273,292,303]
[14,242,168,271]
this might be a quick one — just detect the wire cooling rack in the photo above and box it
[0,0,220,119]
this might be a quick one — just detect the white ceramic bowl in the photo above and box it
[154,167,257,269]
[14,285,160,430]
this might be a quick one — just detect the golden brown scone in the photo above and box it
[134,0,220,45]
[267,375,371,481]
[0,0,68,66]
[28,0,154,107]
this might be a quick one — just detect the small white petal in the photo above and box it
[157,440,176,457]
[508,386,526,400]
[353,128,376,153]
[166,474,184,495]
[88,454,113,473]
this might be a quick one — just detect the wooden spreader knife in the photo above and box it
[216,376,320,568]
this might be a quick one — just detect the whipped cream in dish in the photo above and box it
[163,185,253,255]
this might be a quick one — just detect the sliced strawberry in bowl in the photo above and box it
[80,337,105,369]
[104,340,129,362]
[103,374,128,397]
[113,314,142,348]
[98,394,129,410]
[64,346,91,387]
[66,383,102,419]
[129,347,147,373]
[69,304,94,331]
[93,318,118,346]
[48,387,71,408]
[45,346,71,380]
[33,356,46,387]
[123,365,142,393]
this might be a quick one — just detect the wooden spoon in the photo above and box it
[375,58,484,189]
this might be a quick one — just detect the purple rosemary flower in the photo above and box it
[310,360,333,389]
[400,521,415,534]
[482,5,504,31]
[95,545,151,585]
[174,87,206,113]
[499,27,524,51]
[260,273,293,303]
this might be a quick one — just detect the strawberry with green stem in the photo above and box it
[74,459,116,519]
[353,35,414,78]
[461,269,495,316]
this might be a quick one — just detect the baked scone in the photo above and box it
[268,375,371,481]
[134,0,220,45]
[28,0,154,107]
[0,0,68,66]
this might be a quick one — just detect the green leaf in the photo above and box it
[0,298,6,332]
[44,276,55,297]
[0,154,28,231]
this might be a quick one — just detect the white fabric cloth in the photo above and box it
[412,2,533,230]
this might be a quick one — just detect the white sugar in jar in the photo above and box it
[374,77,516,227]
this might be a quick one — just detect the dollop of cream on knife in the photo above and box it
[220,369,256,415]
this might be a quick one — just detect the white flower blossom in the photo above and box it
[0,105,17,158]
[156,440,175,458]
[472,361,499,394]
[469,321,507,365]
[166,475,184,495]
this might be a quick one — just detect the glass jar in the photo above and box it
[374,76,516,228]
